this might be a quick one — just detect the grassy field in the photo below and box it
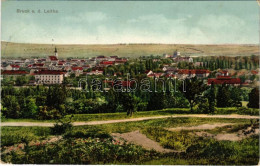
[1,117,258,165]
[2,107,259,123]
[1,108,188,122]
[1,117,252,146]
[2,41,258,59]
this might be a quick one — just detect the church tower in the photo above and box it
[54,47,58,58]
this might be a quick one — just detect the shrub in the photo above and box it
[142,127,198,151]
[51,123,72,135]
[237,107,259,116]
[63,131,111,139]
[185,136,259,165]
[196,98,210,114]
[1,127,51,147]
[1,138,159,164]
[50,115,73,135]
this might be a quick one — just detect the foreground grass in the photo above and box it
[2,107,259,123]
[1,127,51,147]
[1,117,252,147]
[1,117,258,165]
[71,117,252,135]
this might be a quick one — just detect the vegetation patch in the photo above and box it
[1,137,159,164]
[1,127,51,147]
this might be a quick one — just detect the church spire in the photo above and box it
[54,47,58,58]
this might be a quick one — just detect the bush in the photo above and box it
[51,115,73,135]
[215,107,259,116]
[195,98,210,114]
[215,107,237,114]
[237,107,259,116]
[185,136,259,165]
[137,102,148,112]
[63,131,111,139]
[1,138,159,164]
[1,127,51,147]
[142,127,198,151]
[1,133,36,147]
[51,123,72,135]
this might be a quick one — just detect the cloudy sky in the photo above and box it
[2,1,258,44]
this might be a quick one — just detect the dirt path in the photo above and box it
[167,123,233,131]
[194,126,259,141]
[1,114,259,127]
[111,130,178,153]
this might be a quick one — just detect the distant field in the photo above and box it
[1,41,258,59]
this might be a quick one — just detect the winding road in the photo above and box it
[1,114,259,127]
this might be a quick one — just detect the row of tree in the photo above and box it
[1,76,258,119]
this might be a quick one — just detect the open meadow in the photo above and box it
[2,42,258,59]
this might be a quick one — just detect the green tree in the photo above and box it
[2,95,21,118]
[247,88,259,108]
[15,76,28,86]
[119,93,139,116]
[230,87,242,107]
[179,77,207,112]
[216,84,231,107]
[23,98,38,118]
[208,82,216,113]
[46,85,67,110]
[147,92,167,110]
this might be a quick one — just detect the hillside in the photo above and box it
[1,41,258,59]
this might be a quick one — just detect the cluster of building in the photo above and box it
[1,48,257,86]
[163,50,193,63]
[145,68,242,85]
[1,48,128,84]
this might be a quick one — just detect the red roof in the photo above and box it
[251,70,258,75]
[71,67,83,71]
[208,76,240,85]
[178,69,195,74]
[10,64,20,68]
[30,63,44,67]
[178,69,210,75]
[2,70,28,75]
[35,70,65,75]
[115,58,127,63]
[100,61,115,65]
[49,56,58,61]
[195,69,211,74]
[216,76,232,79]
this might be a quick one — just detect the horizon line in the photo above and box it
[1,41,258,46]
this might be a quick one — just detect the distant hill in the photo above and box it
[1,41,258,59]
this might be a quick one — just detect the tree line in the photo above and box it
[1,77,258,119]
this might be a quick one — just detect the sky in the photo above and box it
[1,1,259,44]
